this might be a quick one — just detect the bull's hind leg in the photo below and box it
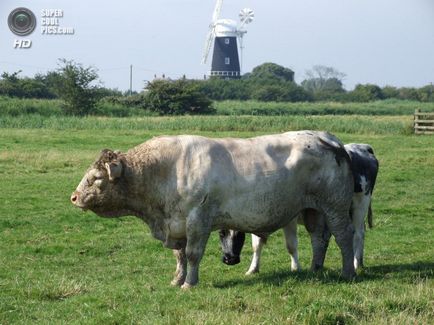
[246,234,265,275]
[305,211,331,272]
[171,248,187,286]
[325,209,356,280]
[283,218,300,271]
[181,207,211,289]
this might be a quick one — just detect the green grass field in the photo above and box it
[1,114,433,324]
[2,96,434,118]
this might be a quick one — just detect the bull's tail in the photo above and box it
[368,202,373,228]
[318,135,352,168]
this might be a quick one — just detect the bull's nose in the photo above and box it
[222,255,241,266]
[70,192,79,204]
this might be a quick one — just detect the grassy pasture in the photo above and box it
[215,99,434,116]
[0,116,433,324]
[0,114,414,135]
[2,96,434,118]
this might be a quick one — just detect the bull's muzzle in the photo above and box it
[70,191,79,205]
[222,254,241,266]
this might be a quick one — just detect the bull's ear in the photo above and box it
[104,161,122,181]
[100,149,121,163]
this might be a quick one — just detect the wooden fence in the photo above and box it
[414,109,434,134]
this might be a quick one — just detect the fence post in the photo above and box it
[414,109,420,134]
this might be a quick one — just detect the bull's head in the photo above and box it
[71,149,125,217]
[219,229,246,265]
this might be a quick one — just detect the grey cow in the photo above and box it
[71,131,355,288]
[220,143,379,274]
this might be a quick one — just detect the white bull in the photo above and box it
[71,131,355,288]
[220,143,379,274]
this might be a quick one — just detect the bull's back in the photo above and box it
[183,132,346,230]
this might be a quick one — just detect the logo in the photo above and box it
[8,7,37,36]
[13,39,32,49]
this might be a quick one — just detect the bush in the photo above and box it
[251,82,312,102]
[417,85,434,102]
[142,79,215,115]
[103,94,145,108]
[197,78,250,100]
[347,84,384,102]
[55,59,100,116]
[90,100,152,117]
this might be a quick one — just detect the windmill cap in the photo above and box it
[215,19,238,37]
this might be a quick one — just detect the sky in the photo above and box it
[1,0,433,91]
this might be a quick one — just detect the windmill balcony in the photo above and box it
[209,70,240,78]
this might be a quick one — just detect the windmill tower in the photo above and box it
[202,1,254,79]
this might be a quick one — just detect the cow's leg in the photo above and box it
[352,194,371,270]
[246,234,265,275]
[325,209,355,280]
[181,207,211,289]
[171,248,187,286]
[283,218,300,271]
[308,212,331,271]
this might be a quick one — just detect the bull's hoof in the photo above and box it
[245,268,259,276]
[342,271,356,281]
[354,258,364,271]
[311,264,324,272]
[291,265,300,272]
[170,278,185,287]
[180,282,195,290]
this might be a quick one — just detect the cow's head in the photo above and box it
[219,229,246,265]
[71,149,126,217]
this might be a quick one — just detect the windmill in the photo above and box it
[202,0,254,79]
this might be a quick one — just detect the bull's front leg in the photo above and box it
[181,207,211,289]
[171,248,187,286]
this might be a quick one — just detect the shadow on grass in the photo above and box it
[364,261,434,279]
[213,269,345,289]
[212,261,434,288]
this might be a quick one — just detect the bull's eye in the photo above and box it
[94,179,103,187]
[86,172,105,186]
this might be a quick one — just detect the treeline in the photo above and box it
[2,62,432,103]
[0,69,122,100]
[1,61,433,116]
[192,63,434,103]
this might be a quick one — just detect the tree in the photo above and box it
[0,71,56,99]
[382,86,399,99]
[143,79,215,115]
[398,87,420,101]
[417,85,434,102]
[347,84,384,102]
[34,71,62,98]
[247,62,295,83]
[301,65,346,100]
[0,71,24,97]
[55,59,99,116]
